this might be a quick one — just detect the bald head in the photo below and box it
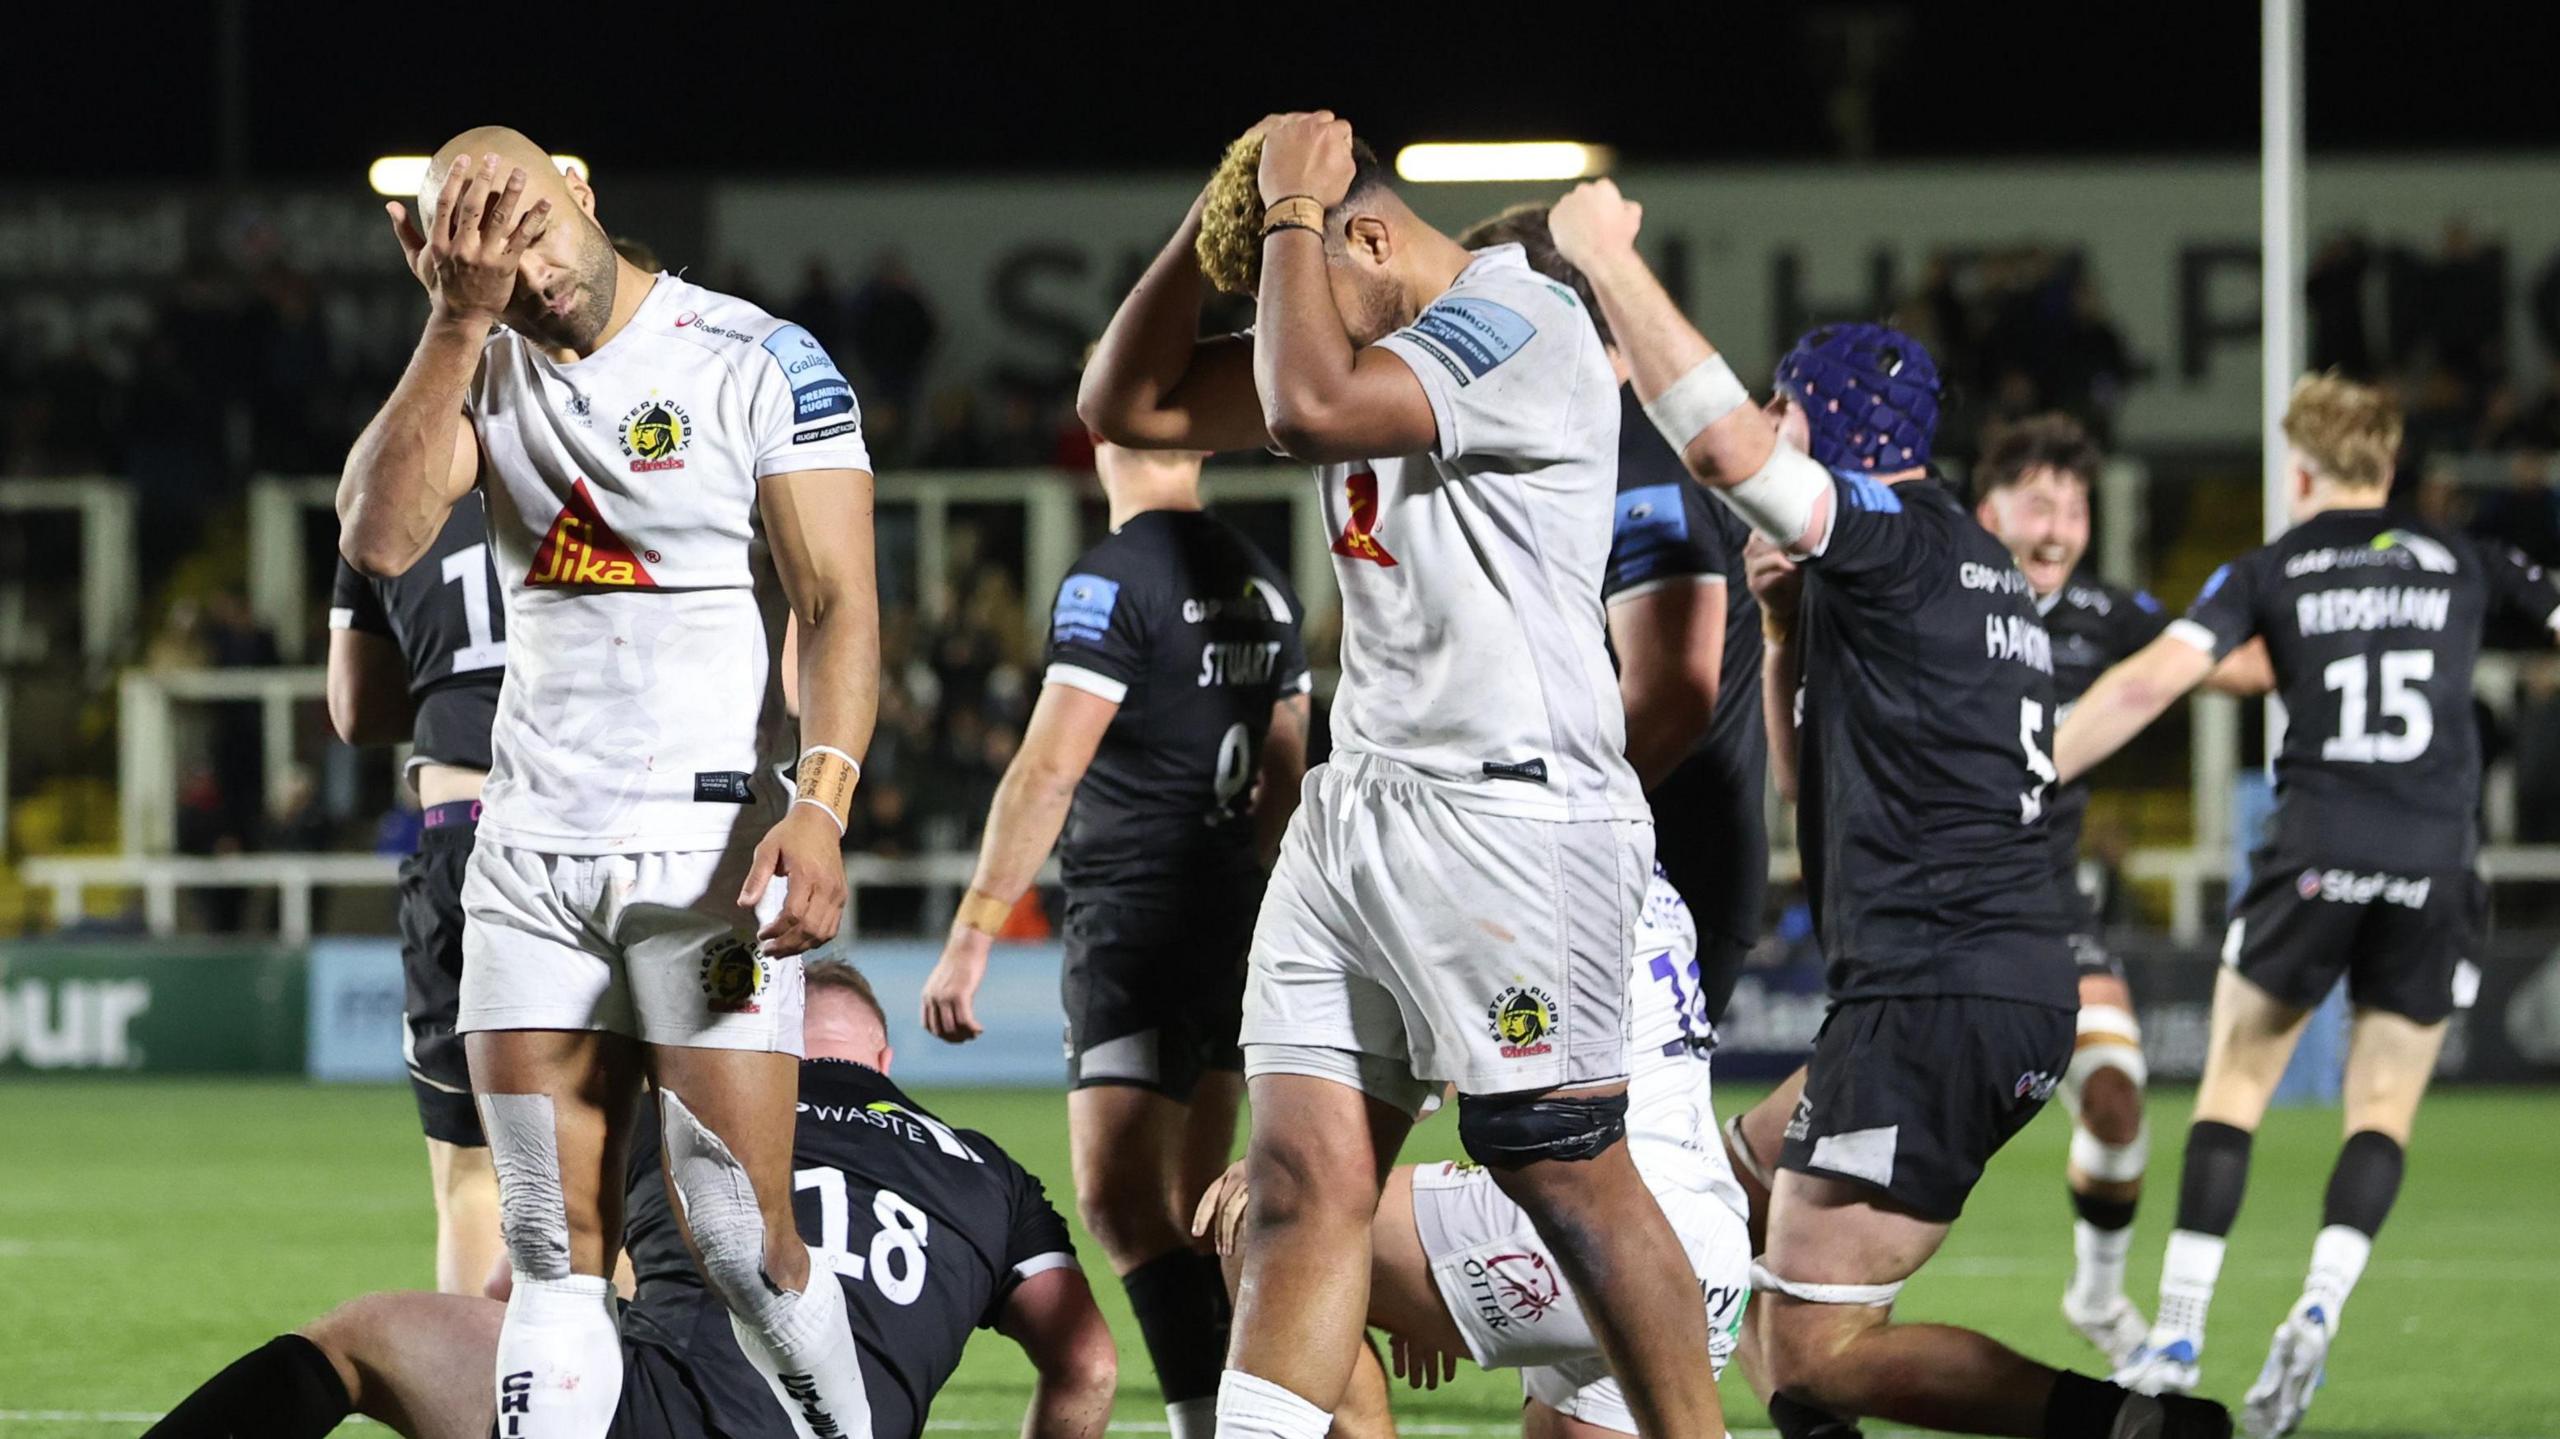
[419,127,572,230]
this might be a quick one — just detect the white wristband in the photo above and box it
[791,794,849,835]
[1641,354,1751,452]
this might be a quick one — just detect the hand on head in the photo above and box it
[388,151,553,324]
[1254,110,1357,208]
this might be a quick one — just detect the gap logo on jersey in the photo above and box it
[1052,573,1121,644]
[1399,296,1535,384]
[526,478,659,588]
[762,323,857,423]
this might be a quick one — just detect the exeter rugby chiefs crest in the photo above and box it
[620,396,692,472]
[1487,983,1558,1059]
[699,934,767,1015]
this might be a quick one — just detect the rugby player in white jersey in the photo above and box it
[1192,871,1754,1439]
[1081,113,1722,1439]
[338,127,879,1439]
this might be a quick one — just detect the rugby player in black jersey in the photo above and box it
[1972,416,2272,1364]
[1551,178,2230,1439]
[920,437,1309,1439]
[142,961,1118,1439]
[2059,374,2560,1437]
[327,497,508,1294]
[1457,205,1767,1028]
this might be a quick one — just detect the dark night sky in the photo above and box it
[12,2,2555,182]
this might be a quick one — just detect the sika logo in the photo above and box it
[527,478,658,588]
[1332,469,1398,567]
[619,396,692,472]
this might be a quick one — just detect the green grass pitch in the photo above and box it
[3,1079,2556,1436]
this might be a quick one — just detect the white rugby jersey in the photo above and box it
[466,273,872,853]
[1319,245,1644,821]
[1625,876,1749,1221]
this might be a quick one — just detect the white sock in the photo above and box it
[1167,1395,1218,1439]
[1215,1370,1332,1439]
[494,1272,622,1437]
[2154,1229,2226,1344]
[730,1264,871,1439]
[2301,1224,2372,1326]
[2071,1220,2136,1309]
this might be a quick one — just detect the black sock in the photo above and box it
[142,1333,350,1439]
[2042,1369,2131,1438]
[2072,1188,2140,1231]
[2174,1120,2254,1237]
[1768,1390,1864,1439]
[1120,1249,1232,1406]
[2321,1129,2406,1237]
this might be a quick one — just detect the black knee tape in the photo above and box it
[2322,1129,2406,1237]
[2175,1120,2253,1238]
[2071,1188,2140,1232]
[1455,1091,1628,1170]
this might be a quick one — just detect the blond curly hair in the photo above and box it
[1196,131,1271,296]
[1195,129,1384,296]
[2284,371,2403,491]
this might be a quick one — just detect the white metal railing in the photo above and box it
[16,850,1059,944]
[0,477,138,666]
[118,667,327,856]
[250,468,1338,664]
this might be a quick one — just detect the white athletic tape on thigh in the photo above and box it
[1715,440,1831,550]
[660,1086,777,1308]
[1722,1112,1777,1191]
[2070,1122,2150,1183]
[481,1093,573,1282]
[1749,1261,1902,1308]
[1642,354,1751,452]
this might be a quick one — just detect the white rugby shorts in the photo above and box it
[1241,755,1650,1104]
[457,836,802,1053]
[1411,1157,1749,1431]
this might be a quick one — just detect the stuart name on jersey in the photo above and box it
[1986,613,2054,672]
[1199,640,1285,687]
[2294,586,2453,636]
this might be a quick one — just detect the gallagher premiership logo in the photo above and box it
[620,396,692,472]
[1487,984,1558,1059]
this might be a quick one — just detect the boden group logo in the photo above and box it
[619,394,692,472]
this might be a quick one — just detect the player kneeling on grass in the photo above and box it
[140,961,1117,1439]
[1194,870,1751,1439]
[1548,179,2230,1439]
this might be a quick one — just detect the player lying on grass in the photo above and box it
[1549,177,2230,1439]
[2057,373,2560,1438]
[140,962,1117,1439]
[1192,869,1753,1439]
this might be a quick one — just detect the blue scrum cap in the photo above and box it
[1773,322,1940,473]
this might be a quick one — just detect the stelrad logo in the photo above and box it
[527,479,659,588]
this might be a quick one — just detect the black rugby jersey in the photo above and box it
[1043,509,1309,903]
[328,497,504,771]
[622,1061,1078,1439]
[1601,385,1768,947]
[1792,472,2074,1009]
[2040,576,2171,927]
[2173,508,2560,870]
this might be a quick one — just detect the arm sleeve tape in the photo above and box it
[1713,440,1830,550]
[1641,354,1751,452]
[1749,1262,1903,1307]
